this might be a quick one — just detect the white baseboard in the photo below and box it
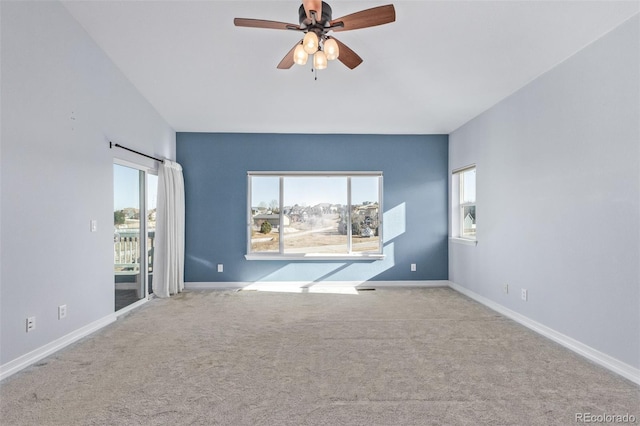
[186,280,450,291]
[0,296,152,382]
[448,281,640,386]
[0,315,116,381]
[4,282,636,386]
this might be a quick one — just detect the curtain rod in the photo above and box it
[109,142,164,163]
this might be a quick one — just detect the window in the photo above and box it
[452,166,476,240]
[247,172,383,260]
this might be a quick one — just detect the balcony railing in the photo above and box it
[114,230,155,274]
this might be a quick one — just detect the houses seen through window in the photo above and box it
[453,166,476,239]
[248,172,383,258]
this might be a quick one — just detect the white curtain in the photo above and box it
[152,160,185,298]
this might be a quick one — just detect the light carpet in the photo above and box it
[1,287,638,425]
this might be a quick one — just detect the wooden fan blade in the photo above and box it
[234,18,299,31]
[330,4,395,32]
[331,37,363,70]
[302,0,322,19]
[277,42,300,69]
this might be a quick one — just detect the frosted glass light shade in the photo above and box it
[324,38,339,60]
[313,50,327,70]
[303,32,319,54]
[293,44,308,65]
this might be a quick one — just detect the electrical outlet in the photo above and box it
[503,283,509,294]
[217,264,223,273]
[521,289,528,301]
[410,263,417,272]
[58,304,67,320]
[26,317,36,332]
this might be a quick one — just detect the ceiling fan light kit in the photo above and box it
[313,49,328,70]
[303,31,319,55]
[234,1,395,72]
[293,44,309,65]
[324,38,339,61]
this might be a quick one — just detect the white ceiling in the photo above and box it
[62,1,639,134]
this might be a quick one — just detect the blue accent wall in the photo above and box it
[177,133,448,282]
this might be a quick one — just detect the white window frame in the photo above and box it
[246,171,384,260]
[451,165,477,245]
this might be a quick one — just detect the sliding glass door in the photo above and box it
[113,163,157,311]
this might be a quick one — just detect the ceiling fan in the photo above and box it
[234,1,395,70]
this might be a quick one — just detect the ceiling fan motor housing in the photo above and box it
[298,2,332,26]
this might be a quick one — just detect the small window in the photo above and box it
[452,166,476,240]
[247,172,383,260]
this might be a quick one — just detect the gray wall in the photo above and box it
[449,15,639,368]
[0,2,175,365]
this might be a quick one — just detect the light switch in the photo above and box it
[90,220,98,232]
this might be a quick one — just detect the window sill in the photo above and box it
[449,237,478,246]
[245,253,385,261]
